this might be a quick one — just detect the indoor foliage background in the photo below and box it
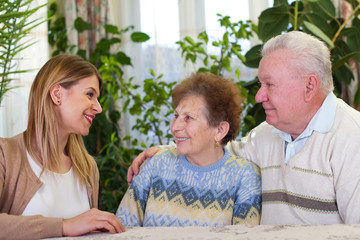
[1,0,360,213]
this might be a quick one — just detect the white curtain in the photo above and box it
[0,0,49,138]
[106,0,270,143]
[0,0,272,138]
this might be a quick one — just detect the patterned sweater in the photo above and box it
[227,97,360,225]
[116,148,261,227]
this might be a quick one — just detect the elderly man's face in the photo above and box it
[255,48,308,135]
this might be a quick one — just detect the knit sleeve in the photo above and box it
[116,155,155,226]
[332,130,360,224]
[232,161,262,226]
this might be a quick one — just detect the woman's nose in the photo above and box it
[93,99,102,114]
[171,118,184,132]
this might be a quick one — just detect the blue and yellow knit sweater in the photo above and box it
[116,148,261,226]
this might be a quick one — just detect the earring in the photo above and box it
[57,100,60,103]
[215,141,220,148]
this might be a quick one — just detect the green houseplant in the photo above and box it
[250,0,360,106]
[0,0,48,105]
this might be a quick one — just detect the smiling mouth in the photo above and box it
[176,137,188,142]
[84,114,94,124]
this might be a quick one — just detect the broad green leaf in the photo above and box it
[333,63,354,85]
[258,5,290,41]
[308,0,336,20]
[115,52,132,66]
[345,18,360,62]
[302,13,332,38]
[184,36,196,45]
[258,4,289,22]
[74,17,92,32]
[273,0,289,7]
[109,110,121,123]
[195,47,207,55]
[303,21,334,48]
[332,51,360,71]
[232,48,246,62]
[243,44,262,68]
[235,68,241,79]
[104,24,120,34]
[130,32,150,42]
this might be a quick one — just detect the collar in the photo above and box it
[273,92,337,142]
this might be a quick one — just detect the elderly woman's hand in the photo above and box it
[62,208,125,236]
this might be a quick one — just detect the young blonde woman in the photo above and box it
[0,54,124,239]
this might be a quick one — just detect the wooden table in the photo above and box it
[46,224,360,239]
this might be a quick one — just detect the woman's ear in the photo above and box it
[49,84,62,105]
[215,121,230,143]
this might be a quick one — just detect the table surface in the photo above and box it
[46,224,360,240]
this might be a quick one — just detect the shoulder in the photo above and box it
[335,99,360,128]
[0,133,24,148]
[0,133,26,162]
[225,154,260,175]
[154,147,179,157]
[150,147,179,163]
[142,147,179,170]
[241,121,276,145]
[251,121,274,136]
[331,99,360,143]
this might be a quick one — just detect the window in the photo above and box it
[117,0,270,144]
[135,0,270,83]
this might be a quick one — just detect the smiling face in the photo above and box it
[255,49,309,135]
[170,95,219,165]
[55,75,102,137]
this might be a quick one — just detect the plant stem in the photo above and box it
[332,3,360,45]
[294,0,299,30]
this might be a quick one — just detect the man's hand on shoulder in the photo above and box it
[127,146,161,185]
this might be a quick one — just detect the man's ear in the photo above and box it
[215,121,230,143]
[305,74,319,102]
[49,84,62,105]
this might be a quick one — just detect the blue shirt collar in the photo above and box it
[273,92,337,142]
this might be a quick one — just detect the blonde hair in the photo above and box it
[24,54,103,186]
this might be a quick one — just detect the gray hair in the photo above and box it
[261,31,334,95]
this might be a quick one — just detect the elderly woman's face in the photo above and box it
[171,95,218,163]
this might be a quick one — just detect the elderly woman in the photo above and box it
[116,73,261,226]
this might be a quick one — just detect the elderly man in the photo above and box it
[127,31,360,225]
